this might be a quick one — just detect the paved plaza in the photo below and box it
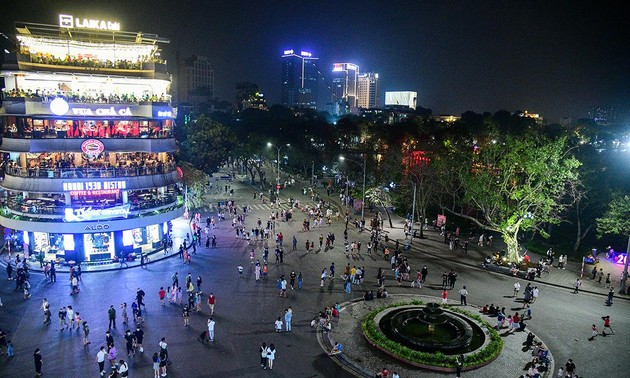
[1,174,629,377]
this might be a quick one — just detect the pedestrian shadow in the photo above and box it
[424,284,447,291]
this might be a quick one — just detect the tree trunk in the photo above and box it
[502,231,520,263]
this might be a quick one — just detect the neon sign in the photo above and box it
[64,204,131,222]
[283,49,294,55]
[301,51,312,57]
[59,14,121,31]
[81,139,105,156]
[157,110,173,117]
[63,181,127,191]
[69,189,120,196]
[71,107,133,116]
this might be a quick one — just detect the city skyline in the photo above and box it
[1,1,628,122]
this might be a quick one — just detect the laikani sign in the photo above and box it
[59,14,121,31]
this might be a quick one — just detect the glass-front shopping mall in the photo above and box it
[0,17,184,264]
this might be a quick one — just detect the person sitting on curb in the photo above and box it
[329,342,343,355]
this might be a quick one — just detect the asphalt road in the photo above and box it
[0,176,628,378]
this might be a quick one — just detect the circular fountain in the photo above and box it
[378,303,485,355]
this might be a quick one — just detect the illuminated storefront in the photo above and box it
[0,16,183,264]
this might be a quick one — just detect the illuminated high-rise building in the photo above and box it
[332,63,359,111]
[357,72,379,109]
[0,16,182,264]
[281,50,319,109]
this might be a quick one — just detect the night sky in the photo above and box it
[2,1,628,122]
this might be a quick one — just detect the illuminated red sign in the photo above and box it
[81,139,105,156]
[70,189,120,196]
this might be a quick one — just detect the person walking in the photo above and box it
[108,305,116,329]
[207,317,215,342]
[159,337,169,366]
[207,293,216,315]
[159,287,166,306]
[606,287,614,306]
[441,289,448,305]
[513,281,521,298]
[421,265,428,283]
[120,302,128,324]
[152,352,161,378]
[82,321,91,345]
[159,347,168,376]
[260,342,269,369]
[589,324,599,341]
[118,359,129,377]
[267,344,276,370]
[456,353,464,378]
[134,327,144,353]
[602,315,614,335]
[320,268,327,287]
[459,286,468,306]
[182,305,190,327]
[66,305,75,330]
[289,270,296,289]
[33,348,43,376]
[124,330,135,357]
[284,308,293,332]
[297,272,303,290]
[255,262,261,282]
[96,346,107,376]
[573,278,582,294]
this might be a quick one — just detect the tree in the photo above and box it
[178,115,237,176]
[439,132,580,262]
[597,193,630,293]
[179,162,208,211]
[365,187,394,228]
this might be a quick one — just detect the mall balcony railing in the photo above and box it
[2,91,172,106]
[10,53,170,79]
[4,163,176,179]
[3,194,181,218]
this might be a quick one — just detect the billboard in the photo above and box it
[385,91,417,110]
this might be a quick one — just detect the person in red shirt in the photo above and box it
[512,313,521,332]
[378,367,389,377]
[207,293,216,315]
[602,316,614,335]
[441,289,448,305]
[158,287,166,306]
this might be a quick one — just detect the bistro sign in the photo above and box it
[59,14,121,31]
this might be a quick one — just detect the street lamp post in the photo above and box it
[339,155,367,220]
[267,142,290,197]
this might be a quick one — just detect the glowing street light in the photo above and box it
[267,142,290,196]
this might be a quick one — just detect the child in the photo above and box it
[441,289,448,305]
[274,317,283,332]
[238,265,244,277]
[589,324,598,341]
[6,340,14,357]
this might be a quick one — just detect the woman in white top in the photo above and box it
[267,344,276,370]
